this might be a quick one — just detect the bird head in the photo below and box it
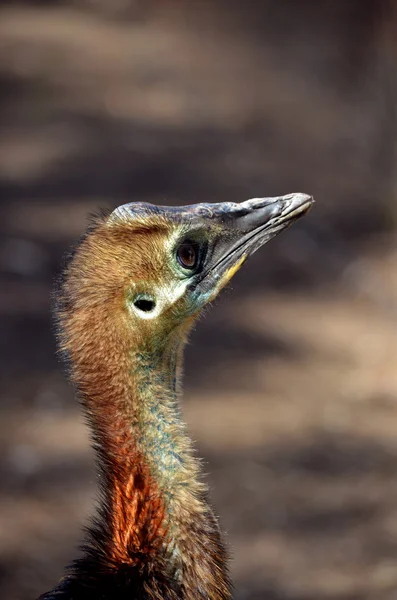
[60,193,312,356]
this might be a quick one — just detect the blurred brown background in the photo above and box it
[1,1,397,599]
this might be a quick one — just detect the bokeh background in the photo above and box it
[1,1,397,598]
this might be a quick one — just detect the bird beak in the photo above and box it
[192,192,313,301]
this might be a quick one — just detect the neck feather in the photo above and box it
[82,326,203,551]
[62,311,230,597]
[133,343,198,494]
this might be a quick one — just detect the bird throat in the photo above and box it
[132,341,199,501]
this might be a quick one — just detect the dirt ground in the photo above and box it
[1,2,397,599]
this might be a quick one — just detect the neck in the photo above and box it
[66,318,230,597]
[131,335,202,507]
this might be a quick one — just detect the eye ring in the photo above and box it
[176,240,200,271]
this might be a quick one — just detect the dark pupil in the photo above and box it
[177,243,198,269]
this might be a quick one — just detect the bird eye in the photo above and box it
[176,240,200,270]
